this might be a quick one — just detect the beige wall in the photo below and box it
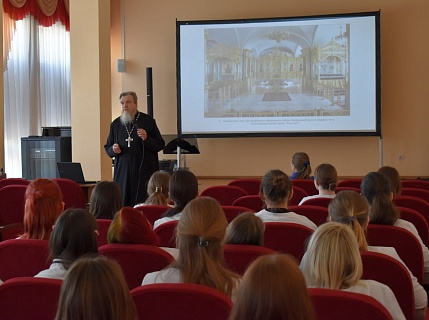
[70,0,112,181]
[109,0,429,178]
[0,0,4,174]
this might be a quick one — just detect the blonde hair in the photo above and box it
[172,197,240,298]
[328,190,369,251]
[145,171,171,205]
[306,222,363,289]
[229,254,315,320]
[55,255,137,320]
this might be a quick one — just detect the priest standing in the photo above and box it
[104,91,165,207]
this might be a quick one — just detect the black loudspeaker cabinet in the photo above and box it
[21,136,72,180]
[146,67,153,118]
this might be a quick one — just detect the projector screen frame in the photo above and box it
[176,11,381,138]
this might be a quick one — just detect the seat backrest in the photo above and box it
[397,206,429,247]
[135,204,170,226]
[0,185,27,226]
[200,186,248,206]
[288,205,329,226]
[0,178,30,189]
[401,180,429,192]
[0,277,62,320]
[308,288,393,320]
[99,243,174,290]
[0,239,51,281]
[154,220,178,248]
[335,186,361,193]
[393,195,429,227]
[289,186,308,206]
[291,179,318,196]
[299,197,333,208]
[131,283,233,320]
[337,178,363,190]
[51,178,86,209]
[232,195,264,212]
[360,251,414,320]
[263,222,313,260]
[0,223,23,241]
[227,178,261,195]
[366,224,424,283]
[223,244,275,275]
[221,205,255,222]
[96,219,112,247]
[401,188,429,204]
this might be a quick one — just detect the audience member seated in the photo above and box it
[18,178,64,240]
[290,152,312,180]
[108,207,160,246]
[325,190,427,317]
[300,222,405,320]
[89,181,122,220]
[378,166,402,196]
[224,212,264,246]
[255,169,316,230]
[55,255,137,320]
[361,172,429,275]
[299,163,337,205]
[35,209,99,280]
[153,170,198,230]
[229,254,315,320]
[135,170,171,207]
[143,197,240,301]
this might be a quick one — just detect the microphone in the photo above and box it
[133,120,144,146]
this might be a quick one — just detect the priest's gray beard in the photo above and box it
[121,112,133,125]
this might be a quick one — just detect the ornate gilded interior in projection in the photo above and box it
[204,24,350,118]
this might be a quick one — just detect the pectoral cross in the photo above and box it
[126,136,133,147]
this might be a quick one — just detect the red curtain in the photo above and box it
[3,0,69,29]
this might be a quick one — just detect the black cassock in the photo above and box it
[104,112,165,207]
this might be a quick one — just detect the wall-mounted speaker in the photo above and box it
[117,59,126,73]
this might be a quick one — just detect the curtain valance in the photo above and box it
[3,0,69,29]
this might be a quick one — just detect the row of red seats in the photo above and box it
[0,178,87,241]
[1,214,424,285]
[0,277,397,320]
[0,246,414,320]
[225,177,429,197]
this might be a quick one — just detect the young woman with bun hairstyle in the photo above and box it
[19,178,64,240]
[255,169,316,230]
[299,163,337,205]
